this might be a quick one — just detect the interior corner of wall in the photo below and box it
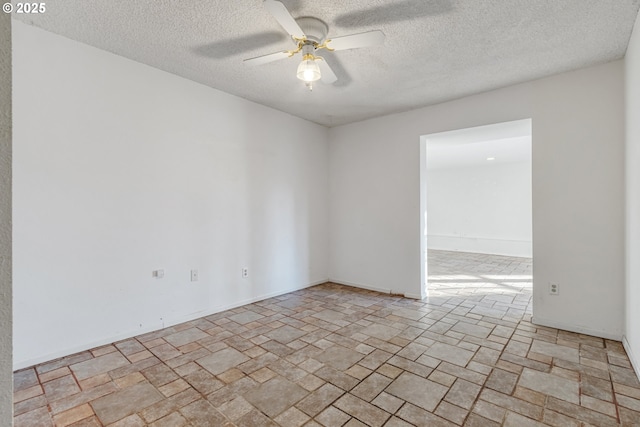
[623,335,640,381]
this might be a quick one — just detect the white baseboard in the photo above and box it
[329,278,422,299]
[532,316,622,341]
[14,279,328,371]
[329,278,391,295]
[623,336,640,381]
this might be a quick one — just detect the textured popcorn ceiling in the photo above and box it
[14,0,640,127]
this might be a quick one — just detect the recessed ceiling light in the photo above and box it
[486,157,496,161]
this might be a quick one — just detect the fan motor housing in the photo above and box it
[296,17,328,44]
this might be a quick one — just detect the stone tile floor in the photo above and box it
[13,250,640,426]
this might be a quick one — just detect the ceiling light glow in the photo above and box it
[297,56,321,83]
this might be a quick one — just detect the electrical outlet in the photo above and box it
[153,269,164,279]
[190,269,199,282]
[242,267,249,279]
[549,282,559,295]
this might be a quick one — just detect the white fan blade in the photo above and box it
[318,58,337,84]
[264,0,305,40]
[243,50,290,66]
[326,30,385,51]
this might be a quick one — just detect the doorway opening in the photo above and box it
[419,119,533,319]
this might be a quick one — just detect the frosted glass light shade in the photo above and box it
[297,59,321,82]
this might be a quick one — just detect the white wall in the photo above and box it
[625,10,640,379]
[426,161,532,257]
[0,11,12,426]
[329,60,625,339]
[12,22,329,369]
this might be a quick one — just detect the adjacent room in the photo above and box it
[2,1,640,426]
[423,119,533,326]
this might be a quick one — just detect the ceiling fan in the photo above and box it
[244,0,386,90]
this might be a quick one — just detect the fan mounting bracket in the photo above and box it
[295,17,328,44]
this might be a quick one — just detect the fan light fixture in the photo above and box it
[297,54,321,82]
[244,1,386,90]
